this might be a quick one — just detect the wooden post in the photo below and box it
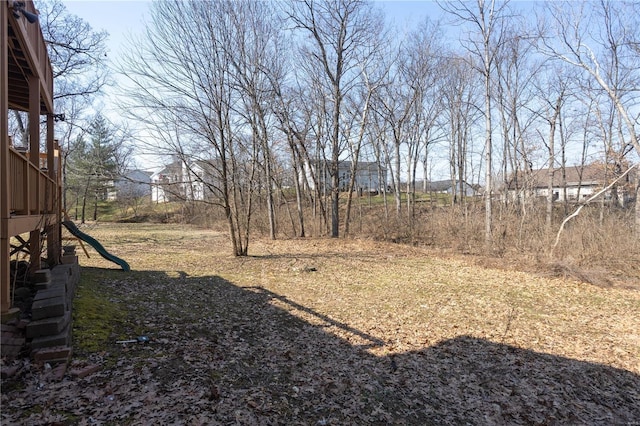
[46,117,60,266]
[28,74,41,273]
[1,1,11,313]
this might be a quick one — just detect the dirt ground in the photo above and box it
[2,223,639,425]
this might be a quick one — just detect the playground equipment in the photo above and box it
[62,221,130,272]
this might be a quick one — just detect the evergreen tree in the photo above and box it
[66,115,125,222]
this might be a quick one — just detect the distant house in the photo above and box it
[504,163,636,204]
[304,160,387,193]
[107,170,152,201]
[183,160,220,201]
[151,160,182,203]
[422,179,479,197]
[152,156,388,201]
[151,158,221,203]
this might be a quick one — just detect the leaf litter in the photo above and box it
[2,223,639,425]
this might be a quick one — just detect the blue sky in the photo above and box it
[60,0,446,172]
[62,1,443,60]
[62,1,152,59]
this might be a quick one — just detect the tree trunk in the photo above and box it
[81,196,87,224]
[484,66,493,247]
[81,177,91,224]
[331,83,341,238]
[636,181,640,232]
[264,146,276,240]
[546,129,555,232]
[93,192,98,221]
[394,138,402,217]
[292,151,306,238]
[545,93,562,231]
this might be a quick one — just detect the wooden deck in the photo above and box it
[2,0,60,314]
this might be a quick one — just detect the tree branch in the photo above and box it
[550,163,638,257]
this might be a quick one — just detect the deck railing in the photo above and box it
[9,147,58,215]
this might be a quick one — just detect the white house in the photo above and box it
[182,160,220,201]
[151,160,182,203]
[151,158,220,203]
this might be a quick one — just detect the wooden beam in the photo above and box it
[1,1,11,313]
[7,214,58,236]
[46,114,60,265]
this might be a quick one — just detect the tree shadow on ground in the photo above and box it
[242,286,640,425]
[3,268,639,425]
[238,285,640,425]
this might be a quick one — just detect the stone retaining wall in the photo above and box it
[1,252,80,364]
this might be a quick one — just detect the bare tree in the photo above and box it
[532,66,569,231]
[120,0,280,256]
[221,0,287,240]
[368,102,392,219]
[371,49,409,218]
[286,0,382,238]
[285,59,333,235]
[342,65,380,236]
[537,0,640,229]
[403,19,446,217]
[441,55,480,211]
[371,20,444,221]
[272,82,311,237]
[493,22,541,219]
[39,0,109,102]
[439,0,512,247]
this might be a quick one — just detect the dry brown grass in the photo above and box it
[87,222,639,368]
[114,196,640,287]
[4,222,637,424]
[344,199,640,289]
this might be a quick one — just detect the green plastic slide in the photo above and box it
[62,221,130,272]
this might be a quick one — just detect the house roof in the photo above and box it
[124,169,153,177]
[425,180,454,192]
[507,163,635,189]
[152,161,182,178]
[190,159,221,172]
[307,159,387,172]
[421,179,477,192]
